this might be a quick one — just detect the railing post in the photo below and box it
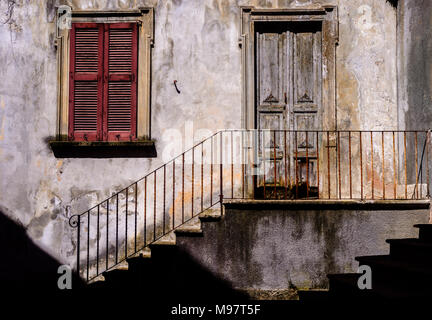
[125,189,128,259]
[427,130,431,198]
[393,131,396,199]
[134,183,137,253]
[316,131,320,199]
[404,132,408,199]
[87,210,90,281]
[115,194,119,264]
[106,200,109,270]
[220,132,224,215]
[77,215,81,279]
[211,136,213,205]
[69,214,82,278]
[96,205,100,275]
[154,171,157,241]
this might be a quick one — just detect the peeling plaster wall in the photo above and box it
[338,0,397,130]
[0,0,398,267]
[397,0,432,184]
[397,0,432,131]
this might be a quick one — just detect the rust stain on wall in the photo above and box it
[337,65,360,130]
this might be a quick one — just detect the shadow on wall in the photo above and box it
[0,210,84,290]
[89,242,250,301]
[387,0,398,8]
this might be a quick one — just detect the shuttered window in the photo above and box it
[69,23,137,141]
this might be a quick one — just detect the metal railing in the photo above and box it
[69,130,430,281]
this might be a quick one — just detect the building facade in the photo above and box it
[0,0,431,290]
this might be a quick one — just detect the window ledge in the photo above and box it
[49,140,156,158]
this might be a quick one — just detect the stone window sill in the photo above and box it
[49,140,156,158]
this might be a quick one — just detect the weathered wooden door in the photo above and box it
[255,22,322,198]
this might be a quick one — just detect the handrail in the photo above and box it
[69,129,431,282]
[69,130,222,225]
[412,130,431,199]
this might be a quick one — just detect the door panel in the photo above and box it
[257,32,287,108]
[256,27,288,193]
[294,114,317,151]
[292,25,321,190]
[255,22,322,198]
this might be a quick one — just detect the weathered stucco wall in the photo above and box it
[0,0,399,268]
[397,0,432,131]
[337,0,397,130]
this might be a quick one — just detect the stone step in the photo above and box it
[328,272,431,299]
[356,255,432,275]
[148,239,177,262]
[199,207,222,222]
[101,268,133,287]
[355,255,432,289]
[148,239,176,248]
[174,226,203,237]
[199,215,222,222]
[87,274,105,286]
[414,224,432,242]
[128,247,152,259]
[327,273,365,297]
[126,251,153,273]
[387,238,432,261]
[94,260,130,287]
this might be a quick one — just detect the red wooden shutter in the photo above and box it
[69,23,104,141]
[103,23,137,141]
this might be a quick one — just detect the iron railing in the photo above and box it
[69,130,431,281]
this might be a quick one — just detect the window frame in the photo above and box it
[55,8,154,142]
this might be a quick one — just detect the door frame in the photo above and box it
[239,6,339,198]
[239,6,338,131]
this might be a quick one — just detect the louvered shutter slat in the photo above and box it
[74,81,98,131]
[108,82,132,131]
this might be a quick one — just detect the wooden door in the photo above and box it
[255,22,322,199]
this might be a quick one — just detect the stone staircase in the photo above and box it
[87,207,249,300]
[86,202,432,301]
[299,224,432,300]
